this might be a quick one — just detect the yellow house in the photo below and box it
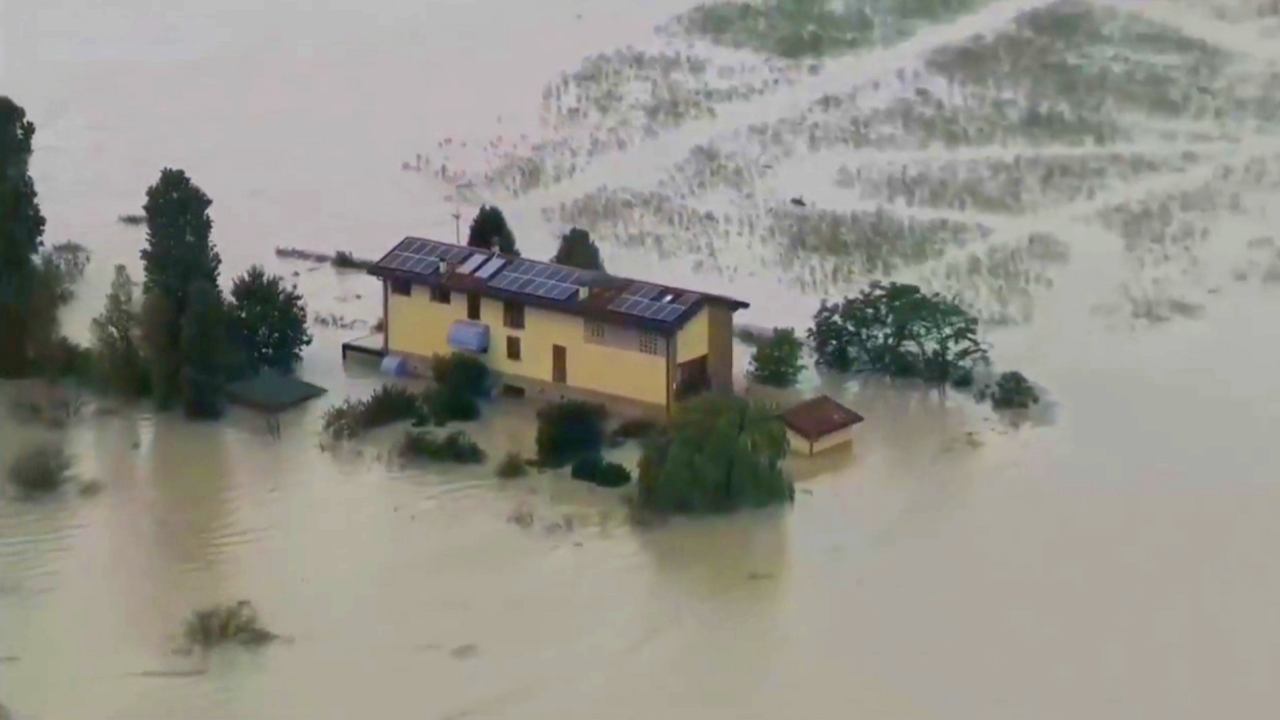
[365,236,749,416]
[779,395,865,456]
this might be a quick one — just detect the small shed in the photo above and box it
[780,395,865,456]
[225,371,327,413]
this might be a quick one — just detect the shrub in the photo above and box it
[331,251,368,269]
[432,352,490,398]
[424,387,480,424]
[595,462,632,488]
[748,327,804,388]
[321,384,421,439]
[496,451,529,479]
[7,445,72,495]
[467,205,517,255]
[182,601,277,650]
[399,430,486,464]
[552,227,605,271]
[536,400,608,467]
[571,453,605,481]
[638,394,792,514]
[950,365,975,389]
[990,371,1039,409]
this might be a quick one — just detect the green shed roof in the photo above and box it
[226,371,327,413]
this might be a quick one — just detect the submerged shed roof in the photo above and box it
[226,371,327,413]
[368,235,749,333]
[780,395,865,442]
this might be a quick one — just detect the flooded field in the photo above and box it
[4,0,1280,718]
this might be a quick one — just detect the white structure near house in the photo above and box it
[780,395,865,456]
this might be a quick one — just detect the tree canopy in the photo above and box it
[139,168,221,405]
[180,280,228,419]
[91,265,149,396]
[229,265,312,373]
[809,281,986,382]
[748,327,805,387]
[0,97,48,377]
[467,205,517,255]
[638,394,792,514]
[551,227,605,271]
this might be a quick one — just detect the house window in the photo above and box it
[430,286,451,304]
[585,321,606,343]
[467,293,481,321]
[507,335,522,361]
[639,331,662,356]
[503,301,525,329]
[390,279,411,296]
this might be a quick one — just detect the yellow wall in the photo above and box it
[786,426,854,456]
[387,283,670,407]
[675,306,710,363]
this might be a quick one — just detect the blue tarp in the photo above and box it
[380,355,412,377]
[448,321,490,353]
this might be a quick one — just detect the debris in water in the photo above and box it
[449,643,479,660]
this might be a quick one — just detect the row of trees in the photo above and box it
[2,96,313,418]
[466,204,606,272]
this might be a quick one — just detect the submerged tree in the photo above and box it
[179,281,228,418]
[467,205,517,255]
[91,265,149,396]
[0,97,47,377]
[748,327,804,388]
[809,281,986,382]
[638,394,792,515]
[229,265,312,373]
[551,227,605,271]
[140,168,221,404]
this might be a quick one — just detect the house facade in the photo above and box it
[368,236,748,415]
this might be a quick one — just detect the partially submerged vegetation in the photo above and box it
[985,371,1040,410]
[495,451,530,479]
[6,445,72,496]
[571,454,632,488]
[638,394,792,515]
[748,327,805,388]
[322,384,421,440]
[810,281,986,383]
[182,601,278,650]
[398,429,486,464]
[536,400,608,467]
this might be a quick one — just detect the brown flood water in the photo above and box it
[4,0,1280,718]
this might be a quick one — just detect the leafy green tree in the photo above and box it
[229,265,312,373]
[179,281,228,418]
[0,97,47,377]
[748,327,804,387]
[467,205,517,255]
[989,371,1039,409]
[551,227,605,271]
[140,168,221,402]
[638,394,792,514]
[91,265,149,396]
[809,281,986,382]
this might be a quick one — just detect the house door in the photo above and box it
[552,344,567,384]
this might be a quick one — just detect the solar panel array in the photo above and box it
[488,259,583,301]
[457,253,487,275]
[377,237,475,274]
[607,282,688,322]
[473,256,507,280]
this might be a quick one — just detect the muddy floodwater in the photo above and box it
[4,0,1280,718]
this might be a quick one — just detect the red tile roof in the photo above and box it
[780,395,865,441]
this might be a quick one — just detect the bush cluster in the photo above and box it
[398,429,486,464]
[536,400,608,467]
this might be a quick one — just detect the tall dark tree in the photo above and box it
[0,97,47,377]
[466,205,517,255]
[229,265,312,373]
[551,227,605,271]
[139,168,221,402]
[180,281,228,419]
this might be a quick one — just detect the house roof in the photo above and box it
[779,395,865,442]
[368,236,749,333]
[225,371,327,413]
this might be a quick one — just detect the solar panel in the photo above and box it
[474,257,506,279]
[627,283,662,300]
[457,254,487,275]
[656,305,684,322]
[545,282,579,301]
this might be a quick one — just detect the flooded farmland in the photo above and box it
[4,0,1280,718]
